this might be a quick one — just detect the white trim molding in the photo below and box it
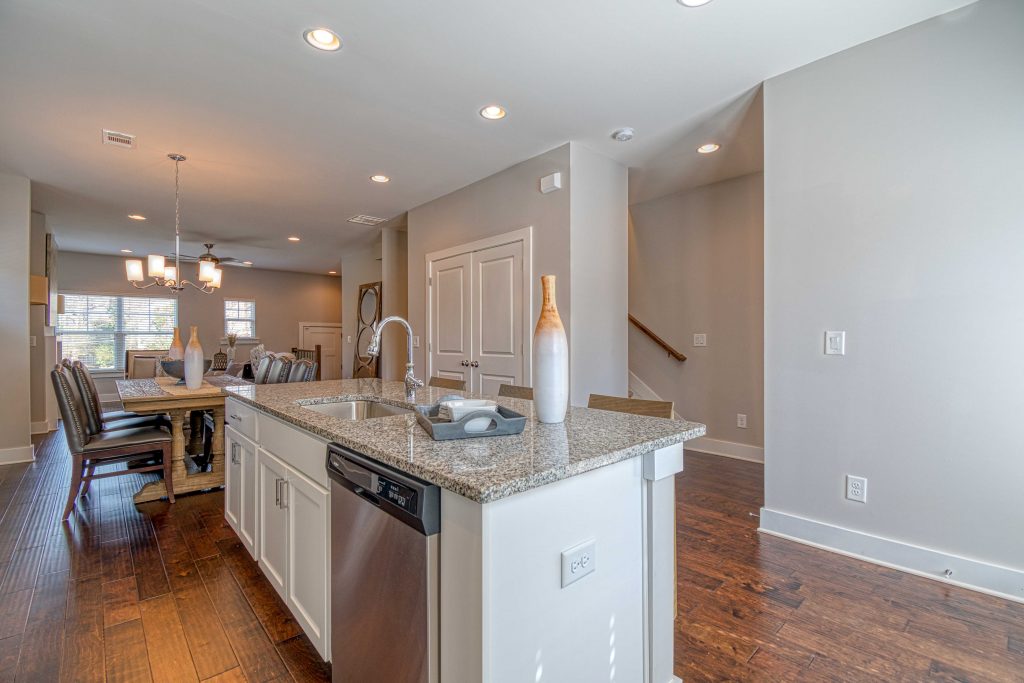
[31,420,56,435]
[0,444,35,464]
[686,437,764,463]
[759,508,1024,604]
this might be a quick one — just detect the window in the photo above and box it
[224,299,256,339]
[57,294,178,371]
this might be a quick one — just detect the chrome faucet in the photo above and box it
[367,316,424,398]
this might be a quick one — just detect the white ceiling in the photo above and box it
[0,0,975,273]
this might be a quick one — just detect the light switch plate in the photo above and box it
[561,539,596,588]
[693,333,707,347]
[346,335,353,344]
[825,331,846,355]
[412,335,420,348]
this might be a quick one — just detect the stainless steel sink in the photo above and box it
[301,400,413,420]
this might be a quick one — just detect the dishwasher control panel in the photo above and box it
[376,476,418,513]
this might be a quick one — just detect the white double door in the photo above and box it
[429,237,528,396]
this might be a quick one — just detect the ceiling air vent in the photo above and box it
[347,214,387,226]
[101,129,136,149]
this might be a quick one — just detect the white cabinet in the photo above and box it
[225,426,258,559]
[257,447,290,600]
[225,406,332,661]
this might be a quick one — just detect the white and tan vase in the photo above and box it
[184,325,205,390]
[168,327,186,360]
[533,275,569,423]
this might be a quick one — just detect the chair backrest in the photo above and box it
[71,361,104,434]
[265,357,293,384]
[291,346,322,380]
[51,365,91,453]
[429,376,466,391]
[125,349,167,379]
[498,383,534,400]
[587,393,674,419]
[253,356,273,384]
[223,361,246,377]
[287,359,315,383]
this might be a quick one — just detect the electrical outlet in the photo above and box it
[846,475,867,503]
[693,333,707,347]
[825,331,846,355]
[737,413,747,428]
[561,540,596,588]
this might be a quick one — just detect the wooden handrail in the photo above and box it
[628,314,687,362]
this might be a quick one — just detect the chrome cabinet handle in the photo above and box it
[231,443,240,465]
[275,478,281,507]
[230,414,241,421]
[280,481,288,509]
[470,360,479,368]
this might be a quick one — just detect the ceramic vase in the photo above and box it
[184,326,205,390]
[532,275,569,423]
[168,327,185,360]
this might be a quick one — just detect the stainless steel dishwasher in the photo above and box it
[326,443,440,683]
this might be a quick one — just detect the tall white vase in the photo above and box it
[533,275,569,424]
[184,325,205,390]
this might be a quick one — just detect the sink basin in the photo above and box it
[301,400,413,420]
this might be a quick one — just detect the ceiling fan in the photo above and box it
[171,243,252,268]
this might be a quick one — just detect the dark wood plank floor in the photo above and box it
[676,451,1024,682]
[0,428,330,682]
[4,430,1023,681]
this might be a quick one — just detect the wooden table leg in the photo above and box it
[209,406,225,472]
[188,410,205,455]
[134,409,186,503]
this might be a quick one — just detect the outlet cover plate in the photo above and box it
[737,413,747,428]
[693,333,707,347]
[825,331,846,355]
[561,539,596,588]
[846,475,867,503]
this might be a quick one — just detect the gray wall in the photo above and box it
[629,173,764,447]
[29,211,59,432]
[0,173,32,460]
[569,144,629,404]
[380,226,409,381]
[340,241,382,379]
[763,0,1024,570]
[407,144,572,383]
[59,250,342,369]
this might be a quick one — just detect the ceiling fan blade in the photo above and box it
[220,260,252,268]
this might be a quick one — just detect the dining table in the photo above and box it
[115,374,251,503]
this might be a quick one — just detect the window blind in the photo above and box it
[57,294,178,371]
[224,299,256,338]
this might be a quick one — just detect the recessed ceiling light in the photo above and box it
[678,0,715,6]
[697,143,721,154]
[370,175,390,183]
[304,28,342,51]
[120,249,133,253]
[480,105,507,120]
[288,236,301,242]
[127,214,146,221]
[243,260,253,265]
[612,127,635,142]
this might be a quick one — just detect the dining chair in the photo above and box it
[287,359,318,383]
[51,365,174,519]
[498,383,534,400]
[70,360,167,432]
[429,376,467,391]
[125,349,168,379]
[265,356,293,384]
[587,393,675,419]
[291,345,322,380]
[252,356,273,384]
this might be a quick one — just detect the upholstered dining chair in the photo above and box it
[286,359,318,383]
[264,356,293,384]
[70,360,167,431]
[587,393,674,419]
[429,376,467,391]
[51,365,174,519]
[498,383,534,400]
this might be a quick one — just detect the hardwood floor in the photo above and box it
[0,429,330,682]
[676,451,1024,682]
[4,430,1023,681]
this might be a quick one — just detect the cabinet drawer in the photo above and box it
[258,412,329,488]
[225,398,258,441]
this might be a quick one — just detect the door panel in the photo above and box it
[430,253,472,381]
[257,448,289,600]
[239,436,258,558]
[300,324,342,380]
[473,241,524,394]
[286,470,330,659]
[224,430,242,532]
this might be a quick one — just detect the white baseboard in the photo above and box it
[759,508,1024,604]
[0,444,35,464]
[686,437,764,463]
[31,419,57,435]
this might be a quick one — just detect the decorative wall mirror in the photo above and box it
[352,281,382,378]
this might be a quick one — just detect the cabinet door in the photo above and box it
[257,448,289,600]
[224,428,242,533]
[238,436,258,559]
[284,469,331,660]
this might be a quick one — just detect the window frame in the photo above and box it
[223,298,258,342]
[56,292,179,374]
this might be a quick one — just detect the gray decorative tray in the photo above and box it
[415,400,527,440]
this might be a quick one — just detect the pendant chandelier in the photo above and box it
[124,153,221,294]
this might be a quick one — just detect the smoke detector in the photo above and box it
[347,215,387,226]
[611,127,635,142]
[101,129,136,149]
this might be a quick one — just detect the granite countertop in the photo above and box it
[225,379,706,503]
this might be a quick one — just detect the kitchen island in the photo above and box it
[222,378,705,682]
